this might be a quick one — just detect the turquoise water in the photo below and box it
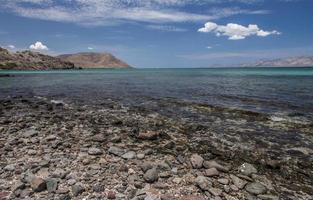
[1,67,313,120]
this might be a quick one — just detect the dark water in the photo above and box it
[1,67,313,122]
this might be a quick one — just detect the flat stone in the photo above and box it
[4,164,15,171]
[45,135,57,141]
[88,147,103,155]
[30,177,46,192]
[203,160,229,172]
[137,153,145,159]
[245,182,267,195]
[144,168,159,183]
[138,131,159,140]
[230,174,247,189]
[141,162,154,172]
[239,163,257,176]
[122,151,136,159]
[195,176,210,191]
[72,184,85,196]
[209,188,223,196]
[204,168,219,177]
[23,129,38,137]
[108,146,125,156]
[91,134,106,142]
[190,154,204,169]
[52,168,67,179]
[217,178,229,185]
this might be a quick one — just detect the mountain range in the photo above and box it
[241,55,313,67]
[0,47,131,70]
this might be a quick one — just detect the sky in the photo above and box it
[0,0,313,68]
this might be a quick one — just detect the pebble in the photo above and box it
[239,163,257,176]
[137,153,145,159]
[71,184,85,196]
[209,188,223,196]
[122,151,136,159]
[203,160,229,172]
[108,146,125,156]
[230,175,247,189]
[218,178,229,185]
[46,178,58,193]
[204,168,219,177]
[144,168,159,183]
[195,176,210,191]
[107,190,116,199]
[30,177,46,192]
[88,147,103,155]
[138,131,159,140]
[190,154,204,169]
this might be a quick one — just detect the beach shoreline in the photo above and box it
[0,96,312,199]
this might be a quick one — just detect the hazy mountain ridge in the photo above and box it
[57,52,131,69]
[242,55,313,67]
[0,47,75,70]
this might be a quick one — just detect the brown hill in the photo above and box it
[58,52,131,68]
[0,47,75,70]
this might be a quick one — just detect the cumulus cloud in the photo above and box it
[198,22,281,40]
[29,41,49,50]
[7,45,15,49]
[1,0,270,26]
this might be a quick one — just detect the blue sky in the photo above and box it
[0,0,313,68]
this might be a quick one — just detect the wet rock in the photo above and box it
[71,184,85,196]
[230,175,247,189]
[195,176,210,191]
[245,182,267,195]
[122,151,136,159]
[239,163,257,176]
[203,160,229,172]
[144,168,159,183]
[204,168,219,177]
[138,131,159,140]
[190,154,204,169]
[108,146,125,156]
[30,177,46,192]
[46,178,58,193]
[88,147,103,155]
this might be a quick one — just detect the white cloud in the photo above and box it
[8,45,15,49]
[87,47,94,50]
[207,46,213,49]
[29,41,49,50]
[198,22,281,40]
[1,0,270,26]
[146,25,187,32]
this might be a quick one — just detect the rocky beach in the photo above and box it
[0,95,312,200]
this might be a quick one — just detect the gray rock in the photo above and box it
[217,178,229,185]
[144,168,159,183]
[108,146,125,156]
[190,154,204,169]
[91,134,106,142]
[52,168,67,179]
[195,176,210,191]
[245,182,267,195]
[239,163,257,176]
[141,162,154,172]
[257,194,279,200]
[208,188,222,196]
[230,175,247,189]
[30,177,46,192]
[137,153,145,160]
[4,164,15,171]
[46,178,58,193]
[88,147,103,155]
[122,151,136,159]
[157,161,171,171]
[71,184,85,196]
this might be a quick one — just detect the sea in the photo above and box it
[1,67,313,123]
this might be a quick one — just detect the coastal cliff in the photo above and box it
[58,52,131,69]
[0,47,75,70]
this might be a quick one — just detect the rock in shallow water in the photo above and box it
[245,182,267,195]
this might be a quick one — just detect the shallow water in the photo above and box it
[1,67,313,121]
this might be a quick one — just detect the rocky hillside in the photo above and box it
[58,52,131,68]
[242,55,313,67]
[0,47,75,70]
